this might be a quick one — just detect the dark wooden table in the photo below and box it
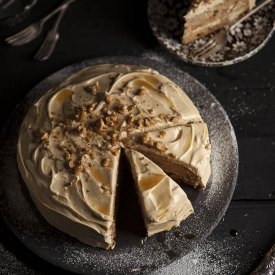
[0,1,274,274]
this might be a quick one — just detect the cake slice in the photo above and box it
[125,149,194,236]
[124,123,211,190]
[182,0,256,44]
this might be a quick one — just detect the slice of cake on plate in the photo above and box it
[125,149,194,236]
[124,123,211,190]
[182,0,256,44]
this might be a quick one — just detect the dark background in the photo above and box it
[0,0,274,274]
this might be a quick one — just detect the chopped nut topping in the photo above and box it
[170,116,179,123]
[109,113,117,122]
[155,142,168,152]
[91,81,100,94]
[105,95,111,104]
[135,118,143,128]
[102,158,111,167]
[137,88,146,96]
[40,129,49,141]
[89,151,96,160]
[159,114,166,120]
[159,130,166,137]
[74,164,84,175]
[142,132,149,144]
[127,113,134,124]
[144,118,150,127]
[110,146,119,156]
[148,108,153,114]
[105,117,114,127]
[118,105,129,114]
[75,108,87,122]
[97,118,108,132]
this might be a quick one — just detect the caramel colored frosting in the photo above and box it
[17,64,210,249]
[126,149,194,236]
[125,123,211,189]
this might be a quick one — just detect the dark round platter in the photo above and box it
[0,54,238,274]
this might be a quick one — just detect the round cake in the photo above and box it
[17,64,211,249]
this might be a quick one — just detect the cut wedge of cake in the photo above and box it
[124,123,211,190]
[125,149,194,236]
[182,0,256,44]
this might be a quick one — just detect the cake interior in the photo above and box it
[182,0,255,44]
[129,146,204,190]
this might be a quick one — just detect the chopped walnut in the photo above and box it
[74,164,84,175]
[105,117,114,127]
[137,88,146,96]
[118,105,129,114]
[110,146,119,156]
[144,118,150,127]
[40,129,49,141]
[170,116,179,123]
[155,142,168,152]
[109,113,117,122]
[97,118,108,132]
[102,158,111,167]
[159,114,166,120]
[148,108,153,114]
[75,108,87,122]
[169,153,177,158]
[159,130,166,137]
[91,81,100,94]
[142,132,149,144]
[127,113,134,124]
[135,118,143,128]
[89,151,96,160]
[105,95,111,104]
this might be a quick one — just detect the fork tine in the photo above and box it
[35,40,50,60]
[196,43,218,58]
[6,31,35,46]
[10,30,38,46]
[5,27,33,43]
[193,39,216,56]
[7,28,40,46]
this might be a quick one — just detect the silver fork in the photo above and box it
[193,0,273,59]
[5,0,76,46]
[34,4,69,61]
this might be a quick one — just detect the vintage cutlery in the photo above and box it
[193,0,273,59]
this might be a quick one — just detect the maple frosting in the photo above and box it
[125,123,211,189]
[126,149,194,236]
[17,64,211,249]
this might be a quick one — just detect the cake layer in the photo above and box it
[124,123,211,190]
[182,0,255,44]
[125,149,194,236]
